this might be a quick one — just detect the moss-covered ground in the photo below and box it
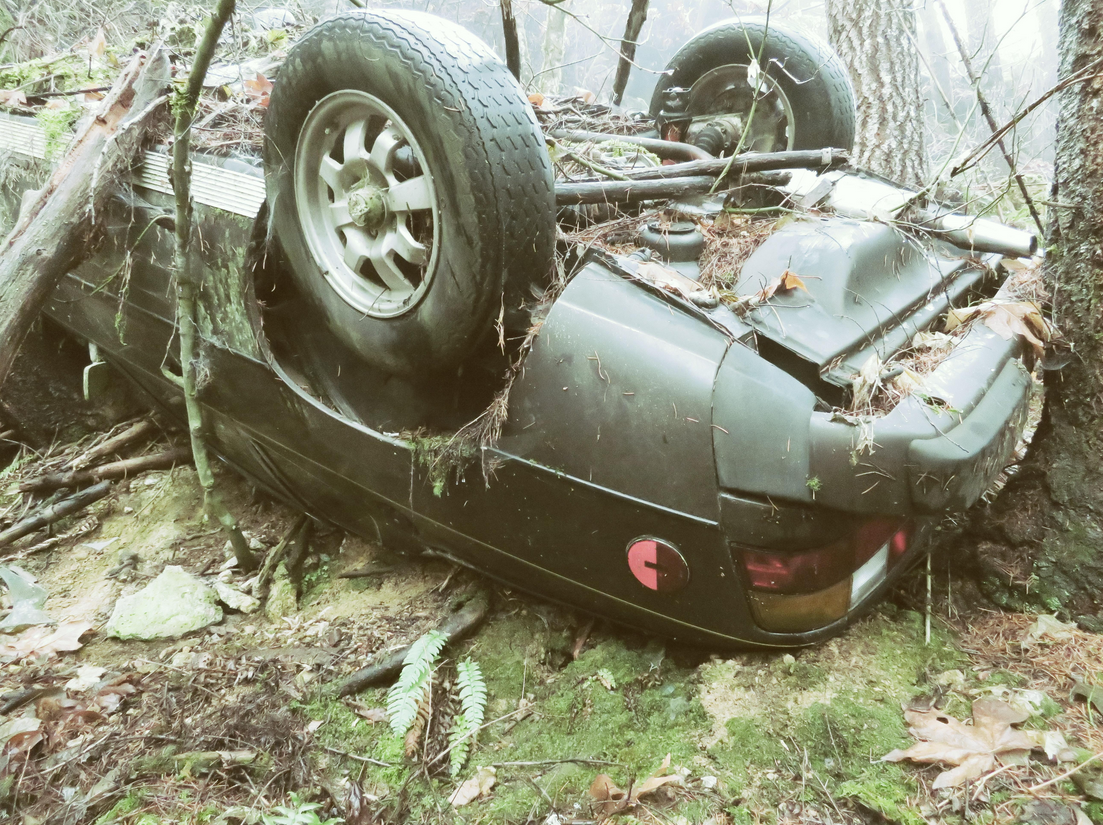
[303,601,970,825]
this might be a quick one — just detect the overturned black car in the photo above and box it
[0,10,1040,647]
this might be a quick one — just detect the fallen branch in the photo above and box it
[19,446,192,493]
[336,591,490,696]
[0,480,113,547]
[70,419,157,470]
[0,49,169,390]
[623,149,849,180]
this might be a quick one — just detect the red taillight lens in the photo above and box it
[740,519,906,595]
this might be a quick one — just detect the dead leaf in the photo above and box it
[1023,614,1077,647]
[1071,681,1103,716]
[0,620,93,662]
[449,765,496,807]
[345,700,387,724]
[244,73,273,107]
[87,28,107,59]
[779,270,808,292]
[634,260,716,307]
[589,773,629,816]
[0,89,27,108]
[944,300,1052,361]
[1026,729,1078,763]
[850,353,883,411]
[882,697,1036,789]
[528,92,545,107]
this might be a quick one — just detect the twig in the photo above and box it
[0,480,112,547]
[935,0,1045,237]
[951,56,1103,178]
[492,758,621,768]
[1021,751,1103,794]
[322,746,392,767]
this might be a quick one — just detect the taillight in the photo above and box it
[739,519,909,633]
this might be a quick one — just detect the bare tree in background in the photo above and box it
[540,0,568,94]
[967,0,1103,628]
[825,0,926,187]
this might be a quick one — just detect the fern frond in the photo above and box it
[449,658,488,776]
[386,629,448,736]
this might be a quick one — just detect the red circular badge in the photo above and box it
[626,538,690,593]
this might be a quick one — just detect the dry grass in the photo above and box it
[697,212,779,291]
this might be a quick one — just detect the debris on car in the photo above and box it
[0,10,1048,647]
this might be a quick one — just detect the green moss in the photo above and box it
[36,104,79,160]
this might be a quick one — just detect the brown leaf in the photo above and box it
[244,73,273,107]
[0,89,27,108]
[87,28,107,59]
[345,700,387,724]
[0,621,93,663]
[944,300,1052,361]
[528,92,545,107]
[449,766,496,807]
[779,270,808,292]
[589,773,630,816]
[883,697,1037,789]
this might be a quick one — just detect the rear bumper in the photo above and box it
[809,319,1031,516]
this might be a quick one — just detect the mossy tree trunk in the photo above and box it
[966,0,1103,630]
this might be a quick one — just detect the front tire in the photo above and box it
[265,11,555,375]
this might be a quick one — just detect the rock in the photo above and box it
[264,562,297,622]
[211,580,260,614]
[105,566,222,640]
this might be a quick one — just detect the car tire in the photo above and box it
[265,11,555,376]
[649,19,855,153]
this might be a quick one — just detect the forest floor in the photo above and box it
[1,412,1102,825]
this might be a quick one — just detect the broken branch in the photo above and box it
[19,447,192,493]
[0,49,169,390]
[0,480,112,547]
[70,418,158,470]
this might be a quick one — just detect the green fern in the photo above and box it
[449,658,488,776]
[386,629,448,736]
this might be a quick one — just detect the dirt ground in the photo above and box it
[1,411,1101,825]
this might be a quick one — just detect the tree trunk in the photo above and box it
[500,0,521,81]
[540,1,568,95]
[612,0,650,106]
[0,49,169,391]
[968,0,1103,630]
[824,0,926,188]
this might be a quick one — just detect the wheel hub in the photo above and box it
[293,89,439,319]
[347,182,389,232]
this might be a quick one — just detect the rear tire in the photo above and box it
[650,20,856,153]
[265,11,555,375]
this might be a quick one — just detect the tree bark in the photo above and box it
[0,49,168,391]
[500,0,521,81]
[611,0,650,106]
[968,0,1103,629]
[825,0,926,188]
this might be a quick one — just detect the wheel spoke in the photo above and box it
[387,176,433,213]
[343,118,370,164]
[368,125,403,175]
[369,241,415,293]
[342,229,373,272]
[329,200,354,229]
[389,226,429,266]
[319,156,344,195]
